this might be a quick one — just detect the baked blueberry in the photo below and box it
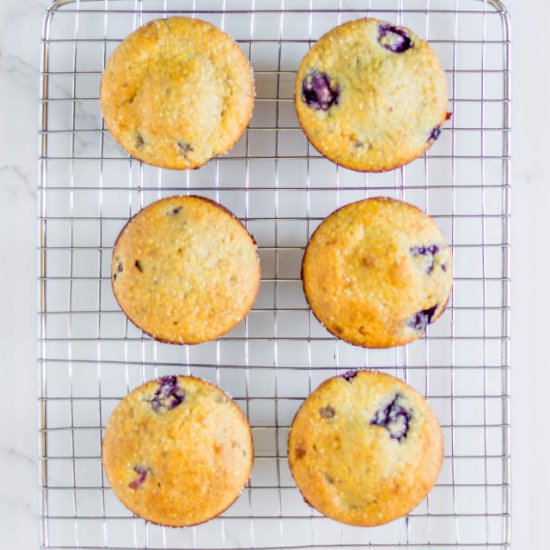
[411,244,441,274]
[407,305,438,332]
[302,71,339,111]
[134,260,144,272]
[411,244,440,257]
[149,375,185,413]
[342,370,358,382]
[129,465,149,489]
[370,393,412,442]
[428,125,442,142]
[378,24,413,53]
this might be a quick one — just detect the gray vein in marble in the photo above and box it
[0,445,35,467]
[0,165,37,199]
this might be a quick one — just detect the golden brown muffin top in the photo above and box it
[295,18,448,172]
[101,17,254,169]
[288,370,443,526]
[102,375,253,527]
[112,195,260,344]
[302,197,452,348]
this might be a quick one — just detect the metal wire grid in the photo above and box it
[38,0,511,548]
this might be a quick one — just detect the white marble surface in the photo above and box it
[0,0,546,548]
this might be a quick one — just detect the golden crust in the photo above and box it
[102,375,253,527]
[302,197,453,348]
[112,195,260,344]
[294,18,448,172]
[288,370,444,527]
[100,17,254,169]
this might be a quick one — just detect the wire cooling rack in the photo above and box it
[38,0,511,548]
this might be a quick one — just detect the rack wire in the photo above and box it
[38,0,511,548]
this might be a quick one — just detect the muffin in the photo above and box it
[102,375,253,527]
[302,197,452,348]
[288,370,443,527]
[112,195,260,344]
[100,17,254,169]
[294,18,449,172]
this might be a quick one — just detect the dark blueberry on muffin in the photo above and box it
[128,465,149,489]
[428,126,442,142]
[378,24,413,53]
[370,394,412,442]
[407,305,438,332]
[411,244,441,274]
[341,370,358,382]
[411,244,440,257]
[302,71,339,111]
[149,375,185,413]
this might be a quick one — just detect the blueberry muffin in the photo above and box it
[302,197,452,348]
[112,195,260,344]
[288,370,443,526]
[100,17,254,169]
[295,18,449,172]
[102,375,253,527]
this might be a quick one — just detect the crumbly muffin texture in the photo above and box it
[112,195,260,344]
[288,370,443,527]
[102,375,253,527]
[302,197,452,348]
[100,17,254,169]
[295,18,449,172]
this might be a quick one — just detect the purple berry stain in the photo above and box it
[129,465,149,489]
[371,393,412,442]
[407,305,438,332]
[341,370,358,382]
[411,245,440,257]
[378,25,413,53]
[302,71,339,111]
[411,244,440,274]
[149,376,185,413]
[428,126,442,143]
